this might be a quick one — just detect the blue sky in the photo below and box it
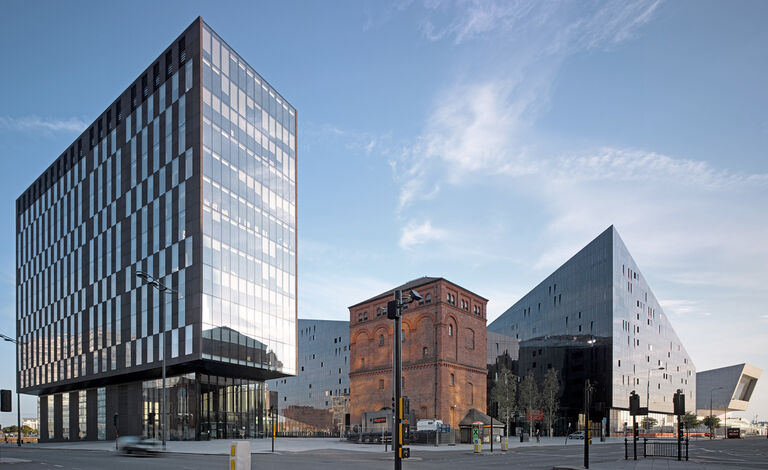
[1,0,766,425]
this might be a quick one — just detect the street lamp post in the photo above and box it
[136,271,178,451]
[709,386,724,439]
[0,333,22,447]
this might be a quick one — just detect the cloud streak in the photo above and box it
[0,115,88,134]
[399,219,449,249]
[419,0,662,49]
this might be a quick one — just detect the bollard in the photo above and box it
[229,441,251,470]
[624,437,628,460]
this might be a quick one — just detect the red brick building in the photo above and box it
[349,277,488,429]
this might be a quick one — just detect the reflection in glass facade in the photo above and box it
[17,18,295,442]
[488,226,695,435]
[200,23,296,375]
[267,320,350,433]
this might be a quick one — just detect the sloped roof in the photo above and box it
[458,408,504,427]
[348,276,488,309]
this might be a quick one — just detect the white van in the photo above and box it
[416,419,444,431]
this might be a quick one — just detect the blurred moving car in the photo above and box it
[568,431,585,440]
[118,436,162,455]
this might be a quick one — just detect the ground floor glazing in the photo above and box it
[37,373,277,442]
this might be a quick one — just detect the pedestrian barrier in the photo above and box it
[624,438,688,461]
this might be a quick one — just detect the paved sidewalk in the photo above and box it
[25,436,623,455]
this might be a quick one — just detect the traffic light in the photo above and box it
[0,390,11,412]
[387,300,398,320]
[401,447,410,459]
[402,396,410,417]
[629,392,639,416]
[673,390,685,416]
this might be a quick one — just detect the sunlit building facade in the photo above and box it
[15,17,297,442]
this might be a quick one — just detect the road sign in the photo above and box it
[526,410,543,421]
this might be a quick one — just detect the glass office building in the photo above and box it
[488,226,695,436]
[15,17,297,442]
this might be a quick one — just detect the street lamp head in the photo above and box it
[0,333,16,344]
[136,271,151,280]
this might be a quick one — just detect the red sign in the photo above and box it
[373,417,387,423]
[526,410,544,421]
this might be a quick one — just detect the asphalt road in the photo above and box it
[0,437,766,469]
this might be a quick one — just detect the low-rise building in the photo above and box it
[349,277,488,431]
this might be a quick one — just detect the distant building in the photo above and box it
[488,226,696,436]
[267,319,349,433]
[696,363,761,425]
[349,277,488,430]
[22,418,39,431]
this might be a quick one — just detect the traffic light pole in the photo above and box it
[393,290,402,470]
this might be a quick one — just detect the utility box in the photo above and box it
[229,441,251,470]
[472,422,482,453]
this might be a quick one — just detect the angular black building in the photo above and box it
[488,226,695,436]
[16,17,297,441]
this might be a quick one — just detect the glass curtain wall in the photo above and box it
[198,373,267,439]
[199,22,296,376]
[142,373,198,440]
[62,393,70,440]
[142,373,267,440]
[78,390,87,439]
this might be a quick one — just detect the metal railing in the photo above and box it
[625,438,688,461]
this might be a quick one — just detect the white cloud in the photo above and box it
[0,115,87,133]
[399,220,449,249]
[392,1,666,209]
